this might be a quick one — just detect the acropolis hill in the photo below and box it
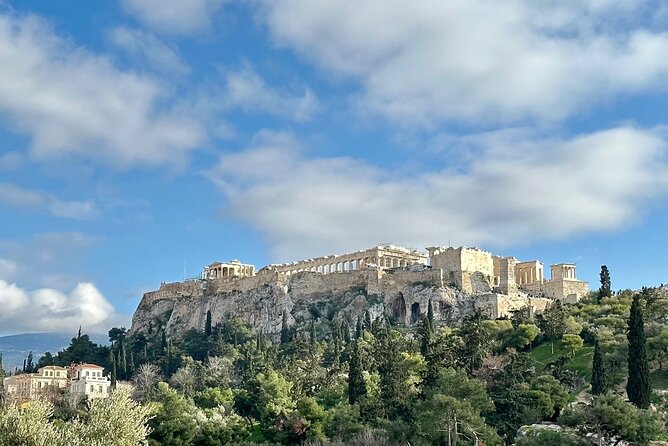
[130,244,589,338]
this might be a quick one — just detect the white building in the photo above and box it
[69,363,111,401]
[3,365,68,403]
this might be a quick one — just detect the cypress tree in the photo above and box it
[348,340,367,404]
[420,316,433,357]
[377,329,409,419]
[161,331,167,355]
[309,318,316,345]
[0,354,5,403]
[356,315,363,339]
[364,310,372,331]
[280,310,291,344]
[166,340,174,375]
[120,342,128,379]
[129,350,135,375]
[342,319,351,345]
[627,292,650,408]
[427,299,434,331]
[591,340,609,395]
[110,352,117,389]
[205,310,212,337]
[599,265,611,302]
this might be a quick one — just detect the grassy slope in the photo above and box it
[529,342,668,390]
[529,342,594,379]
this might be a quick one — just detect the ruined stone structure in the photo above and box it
[130,243,589,339]
[202,260,255,280]
[259,244,426,276]
[427,246,495,294]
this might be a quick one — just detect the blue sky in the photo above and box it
[1,0,668,335]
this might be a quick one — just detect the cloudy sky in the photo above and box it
[1,0,668,335]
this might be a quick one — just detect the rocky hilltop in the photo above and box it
[130,268,550,339]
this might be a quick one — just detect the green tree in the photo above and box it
[376,329,410,420]
[561,333,584,356]
[508,323,540,350]
[598,265,611,302]
[591,340,610,395]
[148,382,198,446]
[417,368,501,446]
[348,340,366,404]
[457,310,492,373]
[560,393,662,445]
[204,310,212,337]
[626,292,650,408]
[536,302,567,355]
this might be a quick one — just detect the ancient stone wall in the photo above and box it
[429,247,494,293]
[474,293,552,319]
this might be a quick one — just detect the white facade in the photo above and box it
[3,365,68,402]
[69,363,111,401]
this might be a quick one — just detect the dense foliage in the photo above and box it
[3,276,668,445]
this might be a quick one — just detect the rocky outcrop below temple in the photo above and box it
[130,268,552,339]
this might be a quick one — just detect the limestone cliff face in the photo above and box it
[130,268,546,338]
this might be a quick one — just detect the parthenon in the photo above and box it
[258,244,426,276]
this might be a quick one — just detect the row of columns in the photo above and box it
[279,253,416,276]
[206,264,254,279]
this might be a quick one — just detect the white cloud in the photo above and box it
[121,0,226,35]
[0,182,45,208]
[109,27,190,76]
[0,280,127,333]
[0,232,97,290]
[48,199,98,220]
[0,182,97,219]
[0,12,205,166]
[259,0,668,125]
[209,128,668,261]
[0,258,18,281]
[220,66,321,122]
[0,151,25,171]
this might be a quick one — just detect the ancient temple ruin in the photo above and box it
[202,260,255,279]
[199,244,589,302]
[258,244,426,276]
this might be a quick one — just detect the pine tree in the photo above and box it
[591,340,609,395]
[280,310,291,344]
[205,310,212,337]
[627,292,650,408]
[599,265,611,302]
[348,340,367,404]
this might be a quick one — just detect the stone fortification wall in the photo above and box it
[429,247,494,294]
[542,280,589,302]
[475,293,552,319]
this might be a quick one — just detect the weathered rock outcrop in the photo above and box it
[130,269,550,339]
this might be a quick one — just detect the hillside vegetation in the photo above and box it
[1,272,668,446]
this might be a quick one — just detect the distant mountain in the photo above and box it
[0,332,108,372]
